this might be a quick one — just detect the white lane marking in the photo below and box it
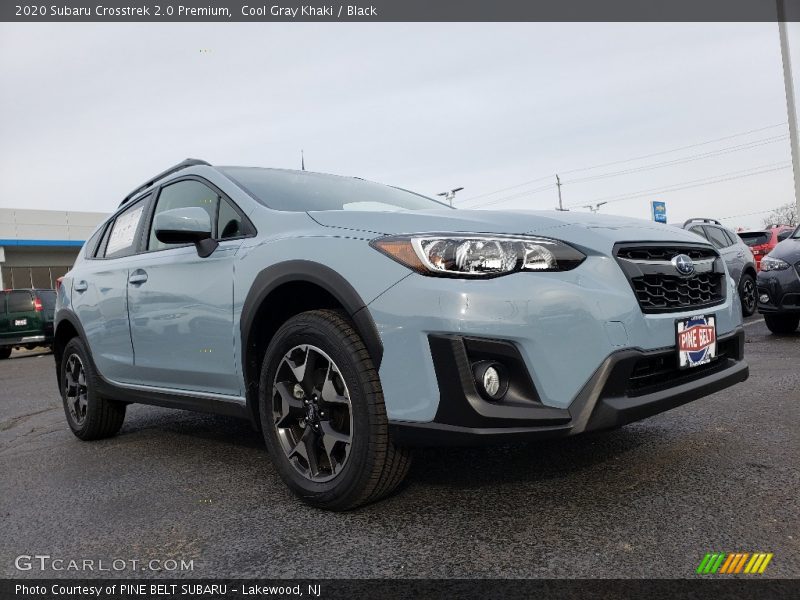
[743,318,765,327]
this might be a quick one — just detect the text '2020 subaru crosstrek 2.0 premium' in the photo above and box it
[54,159,749,510]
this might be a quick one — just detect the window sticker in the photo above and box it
[106,205,144,255]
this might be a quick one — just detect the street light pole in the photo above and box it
[777,0,800,219]
[437,187,464,207]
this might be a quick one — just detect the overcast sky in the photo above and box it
[1,22,798,229]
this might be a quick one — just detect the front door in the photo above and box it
[126,178,245,396]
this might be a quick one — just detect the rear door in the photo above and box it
[70,196,150,382]
[126,177,248,396]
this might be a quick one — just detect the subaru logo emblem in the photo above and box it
[672,254,695,276]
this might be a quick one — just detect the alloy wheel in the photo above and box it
[272,344,353,482]
[741,278,756,314]
[64,354,88,426]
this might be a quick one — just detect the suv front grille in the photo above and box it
[614,244,726,314]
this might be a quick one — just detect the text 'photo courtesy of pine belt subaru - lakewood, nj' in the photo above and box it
[53,159,749,510]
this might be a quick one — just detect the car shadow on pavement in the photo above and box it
[118,406,677,493]
[407,426,662,488]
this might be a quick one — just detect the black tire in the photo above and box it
[738,273,757,317]
[0,347,11,360]
[259,309,411,510]
[764,314,800,335]
[60,337,126,440]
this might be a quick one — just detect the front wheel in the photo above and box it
[259,309,411,510]
[738,273,757,317]
[764,314,800,335]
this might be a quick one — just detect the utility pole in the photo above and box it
[555,174,567,211]
[778,0,800,218]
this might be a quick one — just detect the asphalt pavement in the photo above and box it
[1,314,798,579]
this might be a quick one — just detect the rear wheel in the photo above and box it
[738,273,757,317]
[764,314,800,335]
[0,348,11,360]
[259,309,411,510]
[61,337,126,440]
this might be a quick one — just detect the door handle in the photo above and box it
[128,270,148,285]
[74,280,88,293]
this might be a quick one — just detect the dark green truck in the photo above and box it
[0,289,56,359]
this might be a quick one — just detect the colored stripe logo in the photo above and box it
[696,552,773,574]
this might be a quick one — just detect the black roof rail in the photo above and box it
[683,217,722,227]
[120,158,211,206]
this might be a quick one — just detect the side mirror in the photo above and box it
[154,207,218,257]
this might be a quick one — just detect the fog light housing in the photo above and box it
[472,360,509,401]
[759,293,770,303]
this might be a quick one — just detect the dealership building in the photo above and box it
[0,208,107,289]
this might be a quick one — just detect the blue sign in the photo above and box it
[651,200,667,223]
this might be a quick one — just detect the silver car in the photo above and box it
[675,218,757,316]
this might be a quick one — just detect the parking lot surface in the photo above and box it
[1,314,798,579]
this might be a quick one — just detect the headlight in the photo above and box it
[760,255,791,271]
[370,233,585,277]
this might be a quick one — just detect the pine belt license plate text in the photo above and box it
[677,315,717,369]
[14,319,27,326]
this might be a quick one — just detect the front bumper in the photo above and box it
[757,263,800,314]
[389,328,748,445]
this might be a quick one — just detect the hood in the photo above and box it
[768,235,800,262]
[307,208,708,253]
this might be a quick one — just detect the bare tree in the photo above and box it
[763,202,798,227]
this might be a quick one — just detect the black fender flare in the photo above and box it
[240,260,384,414]
[53,308,94,391]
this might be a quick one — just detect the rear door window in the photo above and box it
[104,199,147,259]
[7,291,33,313]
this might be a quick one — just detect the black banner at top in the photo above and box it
[1,0,800,23]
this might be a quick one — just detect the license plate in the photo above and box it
[677,315,717,369]
[14,319,27,327]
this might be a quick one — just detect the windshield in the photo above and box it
[738,231,770,246]
[793,226,800,239]
[220,167,449,212]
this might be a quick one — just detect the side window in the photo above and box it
[704,226,731,249]
[722,229,739,246]
[104,200,146,259]
[217,197,244,240]
[149,180,219,251]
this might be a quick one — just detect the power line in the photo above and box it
[458,122,788,204]
[561,134,788,186]
[717,208,783,221]
[463,183,557,209]
[558,122,788,176]
[565,162,791,209]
